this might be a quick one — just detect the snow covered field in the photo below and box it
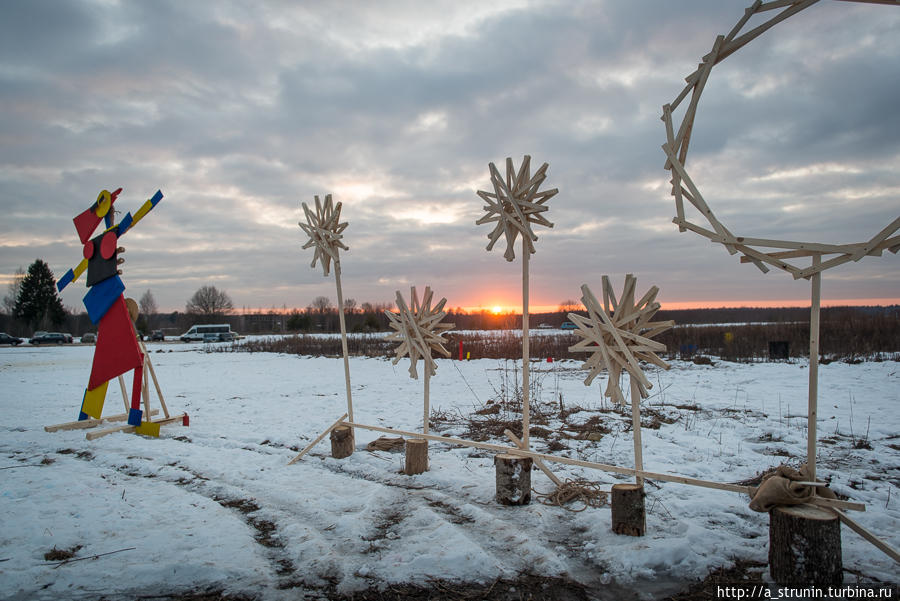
[0,343,897,600]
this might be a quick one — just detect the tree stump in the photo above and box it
[404,438,428,475]
[495,454,532,505]
[611,483,645,536]
[769,504,842,586]
[329,425,354,459]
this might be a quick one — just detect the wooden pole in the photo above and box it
[423,366,431,435]
[630,377,644,486]
[117,375,129,414]
[808,254,821,482]
[333,258,354,424]
[288,413,348,464]
[340,420,864,511]
[522,238,530,448]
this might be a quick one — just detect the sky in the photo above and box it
[1,0,898,314]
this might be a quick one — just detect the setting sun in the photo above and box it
[491,305,503,315]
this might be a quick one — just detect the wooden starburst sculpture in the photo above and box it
[568,275,674,405]
[476,155,558,262]
[385,286,454,380]
[299,194,348,277]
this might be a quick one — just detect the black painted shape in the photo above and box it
[85,232,119,287]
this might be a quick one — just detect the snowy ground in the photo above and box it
[0,343,897,600]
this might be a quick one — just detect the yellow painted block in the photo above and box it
[80,381,109,419]
[72,258,88,281]
[130,199,154,228]
[134,421,161,437]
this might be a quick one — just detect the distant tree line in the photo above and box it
[1,259,897,361]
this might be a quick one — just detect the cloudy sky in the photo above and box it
[1,0,898,314]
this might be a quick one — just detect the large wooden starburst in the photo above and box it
[299,194,348,276]
[476,155,558,262]
[384,286,454,380]
[568,275,674,404]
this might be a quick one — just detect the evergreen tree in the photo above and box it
[13,259,67,331]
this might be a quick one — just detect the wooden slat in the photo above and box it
[340,421,865,511]
[830,508,900,564]
[85,413,186,441]
[45,409,159,432]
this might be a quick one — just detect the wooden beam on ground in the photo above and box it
[85,413,186,441]
[45,409,160,432]
[340,421,864,511]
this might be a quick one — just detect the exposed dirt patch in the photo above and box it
[56,448,94,460]
[319,574,595,601]
[663,559,766,600]
[44,544,83,561]
[215,497,261,514]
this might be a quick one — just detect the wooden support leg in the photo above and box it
[404,438,428,475]
[611,483,645,536]
[495,453,532,506]
[330,425,354,459]
[143,351,170,419]
[769,504,842,586]
[117,375,130,414]
[288,414,348,465]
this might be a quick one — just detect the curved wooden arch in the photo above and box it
[660,0,899,281]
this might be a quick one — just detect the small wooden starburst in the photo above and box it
[299,194,348,276]
[384,286,454,380]
[568,275,674,404]
[476,155,558,262]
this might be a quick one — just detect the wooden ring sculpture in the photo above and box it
[660,0,899,281]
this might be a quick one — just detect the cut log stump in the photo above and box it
[495,453,532,505]
[404,438,428,475]
[330,425,354,459]
[611,483,645,536]
[769,504,842,586]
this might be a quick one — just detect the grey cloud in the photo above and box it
[1,0,897,315]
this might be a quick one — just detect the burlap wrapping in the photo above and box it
[748,463,837,512]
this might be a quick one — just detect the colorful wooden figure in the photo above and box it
[58,188,165,427]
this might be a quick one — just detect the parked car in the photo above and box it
[30,332,69,344]
[0,332,23,345]
[218,332,235,342]
[202,333,220,343]
[61,333,73,343]
[80,333,96,343]
[560,321,577,330]
[150,330,165,341]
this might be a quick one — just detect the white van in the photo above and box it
[180,324,234,342]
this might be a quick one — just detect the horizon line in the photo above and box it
[143,297,899,315]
